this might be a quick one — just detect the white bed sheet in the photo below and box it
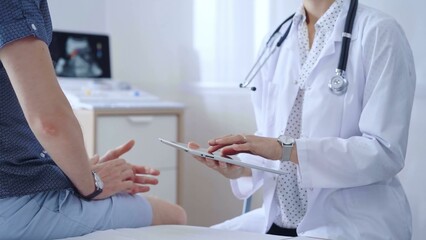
[60,225,325,240]
[60,225,287,240]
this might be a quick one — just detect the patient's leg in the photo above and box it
[147,196,187,225]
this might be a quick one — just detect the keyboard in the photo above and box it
[64,89,161,109]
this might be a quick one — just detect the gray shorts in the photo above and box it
[0,189,153,240]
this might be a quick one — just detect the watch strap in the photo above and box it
[81,171,103,201]
[277,135,294,162]
[282,144,292,162]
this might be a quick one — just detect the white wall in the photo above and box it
[48,0,107,33]
[48,0,425,238]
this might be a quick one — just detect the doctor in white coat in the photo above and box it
[190,0,415,239]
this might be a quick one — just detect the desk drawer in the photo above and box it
[96,115,178,169]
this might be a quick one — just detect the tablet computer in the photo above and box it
[159,138,287,175]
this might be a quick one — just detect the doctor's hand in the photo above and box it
[89,140,160,199]
[188,142,251,179]
[208,134,283,161]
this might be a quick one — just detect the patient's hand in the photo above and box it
[99,139,136,163]
[89,140,160,199]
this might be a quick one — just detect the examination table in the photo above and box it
[61,225,321,240]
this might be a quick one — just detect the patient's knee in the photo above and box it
[174,204,187,225]
[147,196,187,225]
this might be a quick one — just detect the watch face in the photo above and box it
[283,136,295,145]
[278,135,295,146]
[93,172,104,189]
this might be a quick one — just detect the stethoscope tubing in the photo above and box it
[268,14,295,48]
[241,0,358,93]
[339,0,358,72]
[240,17,293,90]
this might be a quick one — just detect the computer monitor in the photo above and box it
[49,31,111,79]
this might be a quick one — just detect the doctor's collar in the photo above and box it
[295,0,344,29]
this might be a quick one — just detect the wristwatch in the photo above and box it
[81,171,104,200]
[277,135,295,162]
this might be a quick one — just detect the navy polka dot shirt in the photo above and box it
[0,0,73,198]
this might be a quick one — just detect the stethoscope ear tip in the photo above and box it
[239,83,257,91]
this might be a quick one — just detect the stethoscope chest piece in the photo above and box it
[328,74,348,95]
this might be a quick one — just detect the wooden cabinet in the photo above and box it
[73,106,183,204]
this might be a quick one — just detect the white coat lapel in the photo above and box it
[316,1,349,61]
[309,0,358,83]
[272,26,301,133]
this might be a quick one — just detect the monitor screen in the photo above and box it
[49,31,111,79]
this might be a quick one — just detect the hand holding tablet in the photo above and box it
[159,138,287,175]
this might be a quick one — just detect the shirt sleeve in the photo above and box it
[0,0,52,49]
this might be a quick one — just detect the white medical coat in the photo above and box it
[230,2,415,239]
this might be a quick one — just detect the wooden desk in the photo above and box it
[74,104,184,204]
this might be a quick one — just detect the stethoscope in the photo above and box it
[240,0,358,95]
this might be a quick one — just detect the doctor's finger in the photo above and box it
[192,154,206,162]
[208,134,233,146]
[205,158,220,168]
[214,134,248,146]
[188,141,200,149]
[221,144,251,156]
[218,161,228,169]
[208,140,248,154]
[207,144,229,153]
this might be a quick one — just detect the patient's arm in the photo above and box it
[0,36,131,199]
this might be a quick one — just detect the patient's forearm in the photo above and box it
[29,107,96,196]
[0,36,95,196]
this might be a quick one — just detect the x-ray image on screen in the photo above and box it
[49,31,111,79]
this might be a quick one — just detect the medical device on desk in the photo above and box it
[240,0,358,95]
[49,31,161,108]
[62,87,160,109]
